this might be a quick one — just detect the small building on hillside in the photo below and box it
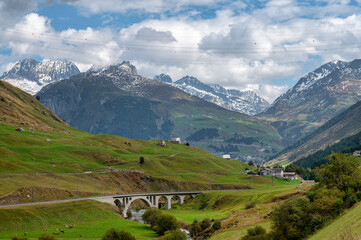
[247,170,257,175]
[353,150,361,157]
[170,138,181,144]
[283,172,297,180]
[259,168,284,178]
[222,154,231,159]
[155,140,167,147]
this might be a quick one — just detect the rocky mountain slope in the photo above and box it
[38,62,282,160]
[154,74,269,115]
[260,59,361,145]
[0,58,80,95]
[267,100,361,166]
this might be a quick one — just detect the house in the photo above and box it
[259,168,284,178]
[155,140,167,147]
[222,154,231,159]
[283,172,297,180]
[170,138,181,144]
[247,170,257,175]
[353,150,361,157]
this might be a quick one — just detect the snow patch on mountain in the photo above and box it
[0,58,80,95]
[154,74,269,115]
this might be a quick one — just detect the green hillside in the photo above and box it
[0,200,157,239]
[308,201,361,240]
[267,100,361,166]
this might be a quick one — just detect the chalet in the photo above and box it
[353,150,361,157]
[170,138,181,144]
[283,172,297,180]
[222,154,231,159]
[259,168,284,178]
[247,170,257,175]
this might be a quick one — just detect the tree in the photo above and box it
[316,153,361,193]
[101,228,136,240]
[270,197,314,240]
[212,220,221,230]
[36,95,40,101]
[140,156,145,164]
[142,207,162,227]
[155,214,180,235]
[160,230,186,240]
[248,161,254,166]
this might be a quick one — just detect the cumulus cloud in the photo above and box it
[1,0,361,102]
[135,27,176,43]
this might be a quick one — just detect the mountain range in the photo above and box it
[0,58,80,95]
[260,59,361,145]
[36,61,283,160]
[154,74,269,115]
[268,99,361,166]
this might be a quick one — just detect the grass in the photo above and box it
[0,200,157,239]
[161,184,300,224]
[308,201,361,240]
[209,222,271,240]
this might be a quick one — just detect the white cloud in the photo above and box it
[1,1,361,103]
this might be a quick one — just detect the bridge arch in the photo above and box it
[122,196,154,218]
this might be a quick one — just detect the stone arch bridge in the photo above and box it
[111,191,202,217]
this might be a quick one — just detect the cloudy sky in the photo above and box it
[1,0,361,102]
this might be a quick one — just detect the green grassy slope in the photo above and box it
[268,101,361,166]
[308,201,361,240]
[0,200,156,239]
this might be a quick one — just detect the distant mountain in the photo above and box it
[260,59,361,145]
[153,74,269,115]
[38,62,283,159]
[0,58,80,95]
[267,100,361,166]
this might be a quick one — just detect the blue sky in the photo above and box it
[1,0,361,102]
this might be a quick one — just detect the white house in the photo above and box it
[222,154,231,159]
[259,168,284,178]
[170,138,181,144]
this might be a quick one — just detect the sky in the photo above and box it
[1,0,361,102]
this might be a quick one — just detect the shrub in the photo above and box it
[160,230,187,240]
[189,220,202,237]
[126,209,132,219]
[245,200,257,209]
[241,226,268,240]
[36,95,40,101]
[102,228,136,240]
[155,214,180,235]
[139,156,145,164]
[212,220,221,230]
[200,218,211,230]
[38,234,56,240]
[142,207,162,227]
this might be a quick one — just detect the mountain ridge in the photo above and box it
[154,74,269,115]
[0,58,80,95]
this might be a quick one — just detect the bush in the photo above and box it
[241,226,268,240]
[160,230,187,240]
[38,234,56,240]
[102,228,136,240]
[126,209,132,219]
[139,156,145,164]
[155,214,180,235]
[200,218,211,230]
[142,207,162,227]
[189,220,202,237]
[212,220,221,230]
[245,200,257,209]
[270,197,314,240]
